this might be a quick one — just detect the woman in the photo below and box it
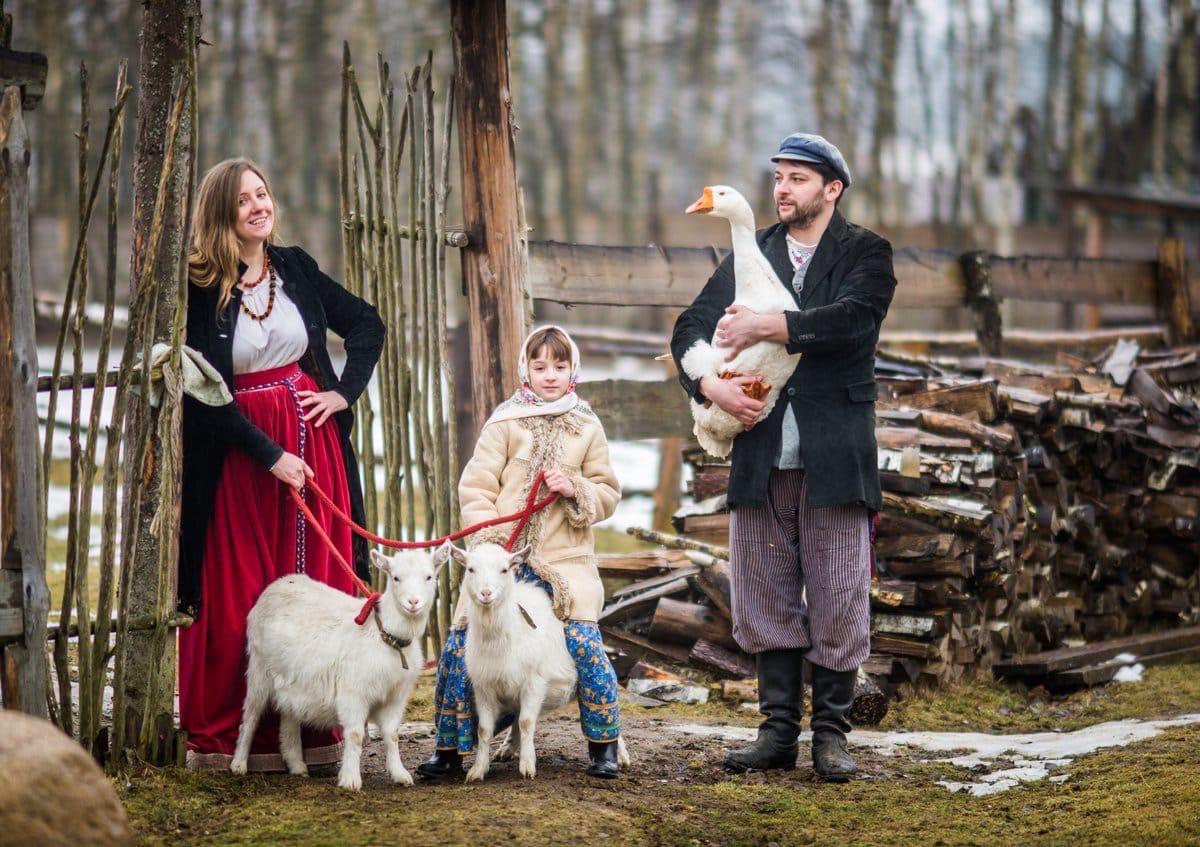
[179,158,384,771]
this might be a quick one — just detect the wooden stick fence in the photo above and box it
[339,46,459,653]
[16,48,193,768]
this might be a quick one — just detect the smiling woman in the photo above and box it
[178,158,385,773]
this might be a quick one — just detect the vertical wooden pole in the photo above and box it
[1155,237,1194,345]
[118,0,197,763]
[450,0,530,437]
[959,250,1004,357]
[1081,213,1105,330]
[0,85,49,717]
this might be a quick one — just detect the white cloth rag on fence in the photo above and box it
[134,343,233,408]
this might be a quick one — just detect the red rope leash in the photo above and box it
[288,470,558,625]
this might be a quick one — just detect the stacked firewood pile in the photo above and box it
[603,340,1200,702]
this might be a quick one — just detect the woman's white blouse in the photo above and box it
[231,271,309,374]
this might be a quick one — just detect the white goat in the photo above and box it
[444,541,629,781]
[231,549,441,790]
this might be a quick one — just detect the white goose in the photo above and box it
[680,185,800,459]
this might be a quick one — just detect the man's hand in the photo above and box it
[298,389,349,428]
[700,375,766,429]
[716,306,788,361]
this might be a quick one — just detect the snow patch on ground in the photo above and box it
[671,714,1200,795]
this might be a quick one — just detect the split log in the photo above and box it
[847,669,889,726]
[688,638,754,679]
[885,380,1000,422]
[649,597,738,651]
[694,559,733,620]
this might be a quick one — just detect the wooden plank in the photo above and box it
[0,87,48,715]
[529,240,726,308]
[598,576,691,625]
[582,378,692,441]
[993,625,1200,677]
[889,249,967,308]
[1046,644,1200,690]
[0,45,48,109]
[529,243,967,309]
[1049,181,1200,220]
[609,566,700,600]
[989,255,1158,305]
[596,550,692,578]
[528,237,1170,312]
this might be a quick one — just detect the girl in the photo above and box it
[179,158,384,771]
[418,325,625,779]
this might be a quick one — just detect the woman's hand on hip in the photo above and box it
[542,469,576,498]
[297,389,349,427]
[270,452,314,490]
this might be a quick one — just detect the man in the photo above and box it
[671,133,896,782]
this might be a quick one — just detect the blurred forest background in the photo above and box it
[9,0,1200,330]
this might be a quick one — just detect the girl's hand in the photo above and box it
[297,389,349,428]
[270,452,314,490]
[542,469,576,499]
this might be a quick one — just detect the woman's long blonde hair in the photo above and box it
[188,158,279,314]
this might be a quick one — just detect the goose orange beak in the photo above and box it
[686,187,714,214]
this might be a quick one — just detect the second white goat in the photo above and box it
[443,541,586,782]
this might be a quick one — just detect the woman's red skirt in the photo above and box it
[179,362,358,771]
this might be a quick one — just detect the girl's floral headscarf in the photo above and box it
[484,325,592,427]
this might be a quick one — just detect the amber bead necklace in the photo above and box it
[239,252,277,322]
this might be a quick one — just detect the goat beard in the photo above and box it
[776,192,824,229]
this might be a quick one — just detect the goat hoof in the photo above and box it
[230,758,248,775]
[287,764,309,777]
[390,767,414,787]
[337,771,363,791]
[495,745,515,763]
[465,764,487,783]
[519,758,536,779]
[617,739,632,768]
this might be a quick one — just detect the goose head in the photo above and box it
[685,185,756,232]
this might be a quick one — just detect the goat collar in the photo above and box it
[373,607,411,669]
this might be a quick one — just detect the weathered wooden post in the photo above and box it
[116,0,198,764]
[449,0,531,437]
[1155,237,1195,346]
[0,28,49,716]
[959,250,1004,357]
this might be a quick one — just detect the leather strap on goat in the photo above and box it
[287,469,558,626]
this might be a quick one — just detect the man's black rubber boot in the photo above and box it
[586,741,620,779]
[810,664,857,782]
[415,748,463,780]
[723,648,804,773]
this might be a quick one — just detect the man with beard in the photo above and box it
[671,133,896,782]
